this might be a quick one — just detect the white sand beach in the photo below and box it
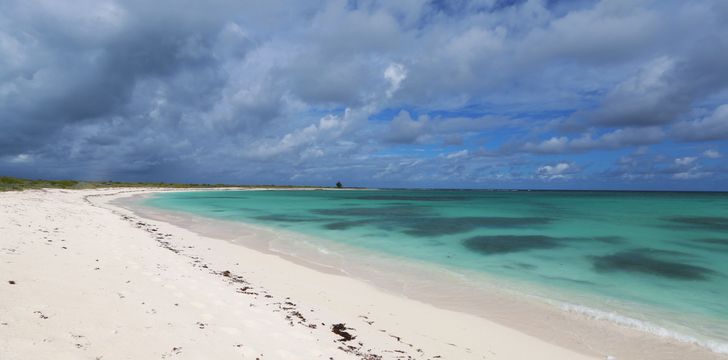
[1,189,725,359]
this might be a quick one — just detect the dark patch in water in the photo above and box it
[403,217,552,237]
[254,214,325,223]
[632,248,695,257]
[463,235,566,254]
[696,238,728,247]
[311,207,553,236]
[504,262,537,270]
[345,195,471,202]
[324,220,372,230]
[311,206,432,218]
[591,251,715,280]
[592,236,624,244]
[663,216,728,231]
[361,233,384,237]
[542,275,597,286]
[188,196,248,200]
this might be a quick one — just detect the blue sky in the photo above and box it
[1,0,727,190]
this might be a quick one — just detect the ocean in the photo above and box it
[144,189,728,353]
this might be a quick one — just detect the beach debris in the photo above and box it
[389,333,413,347]
[215,269,248,284]
[358,315,374,325]
[8,280,15,285]
[161,346,183,358]
[102,196,416,360]
[237,286,258,295]
[33,310,49,319]
[285,310,308,327]
[71,333,90,350]
[332,323,356,341]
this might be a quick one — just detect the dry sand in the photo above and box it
[0,188,723,359]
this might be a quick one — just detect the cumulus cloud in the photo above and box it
[384,63,407,98]
[669,155,712,180]
[672,104,728,141]
[674,156,697,167]
[7,154,32,164]
[519,127,665,154]
[588,57,680,126]
[384,110,506,145]
[385,111,430,144]
[703,149,722,159]
[1,0,727,189]
[537,162,578,180]
[606,149,721,184]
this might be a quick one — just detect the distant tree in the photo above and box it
[336,181,343,188]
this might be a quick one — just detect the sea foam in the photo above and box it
[559,302,728,354]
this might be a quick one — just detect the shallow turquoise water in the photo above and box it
[145,189,728,350]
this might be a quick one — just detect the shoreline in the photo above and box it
[0,188,724,359]
[2,187,593,360]
[125,189,728,359]
[106,189,600,359]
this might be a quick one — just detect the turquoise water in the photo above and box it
[145,189,728,351]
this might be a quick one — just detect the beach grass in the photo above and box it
[0,176,325,192]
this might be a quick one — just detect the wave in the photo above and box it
[559,302,728,354]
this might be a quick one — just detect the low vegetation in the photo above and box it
[0,176,327,192]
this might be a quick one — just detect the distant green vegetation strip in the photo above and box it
[0,176,327,192]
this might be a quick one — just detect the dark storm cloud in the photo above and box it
[0,0,247,152]
[1,0,728,189]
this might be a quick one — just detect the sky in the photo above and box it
[1,0,727,190]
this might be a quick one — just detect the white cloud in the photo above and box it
[671,156,711,180]
[384,63,407,98]
[444,149,469,160]
[243,111,349,160]
[673,171,711,180]
[524,136,569,153]
[674,156,697,166]
[703,149,722,158]
[521,127,664,154]
[8,154,32,163]
[537,162,577,180]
